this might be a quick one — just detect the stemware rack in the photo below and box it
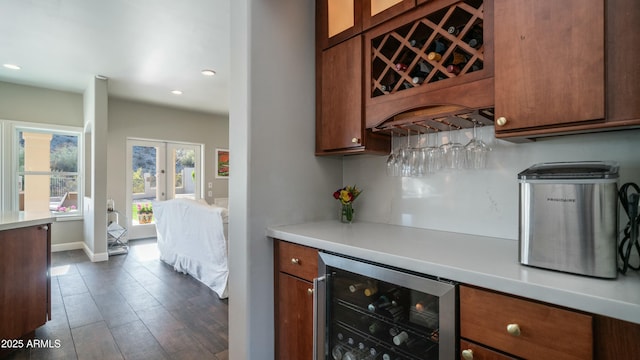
[373,107,495,136]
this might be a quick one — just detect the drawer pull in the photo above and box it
[507,323,521,336]
[461,349,473,360]
[496,116,508,126]
[291,258,300,265]
[307,288,314,295]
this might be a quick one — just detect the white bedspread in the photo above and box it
[153,198,229,299]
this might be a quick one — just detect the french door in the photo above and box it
[125,139,202,239]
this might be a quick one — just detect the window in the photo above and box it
[15,126,82,217]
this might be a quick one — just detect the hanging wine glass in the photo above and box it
[465,120,491,169]
[386,131,398,176]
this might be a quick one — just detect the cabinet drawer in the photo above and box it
[460,285,592,360]
[277,241,318,282]
[459,339,517,360]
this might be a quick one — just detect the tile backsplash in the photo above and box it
[343,126,640,240]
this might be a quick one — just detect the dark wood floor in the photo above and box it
[5,238,229,360]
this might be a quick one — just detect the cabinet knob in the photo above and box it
[461,349,474,360]
[40,225,49,231]
[351,137,361,144]
[291,258,300,265]
[496,116,507,127]
[507,323,521,336]
[307,288,314,295]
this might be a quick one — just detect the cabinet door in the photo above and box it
[0,225,49,340]
[318,0,363,49]
[318,35,364,152]
[363,0,415,30]
[494,0,605,133]
[276,273,314,360]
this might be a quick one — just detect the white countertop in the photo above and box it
[0,211,55,231]
[267,220,640,325]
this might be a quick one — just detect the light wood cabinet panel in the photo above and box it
[494,0,605,135]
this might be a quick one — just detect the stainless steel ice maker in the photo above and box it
[518,162,619,278]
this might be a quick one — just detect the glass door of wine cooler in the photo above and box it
[316,253,457,360]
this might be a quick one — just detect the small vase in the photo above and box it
[341,203,354,223]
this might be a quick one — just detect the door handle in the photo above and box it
[313,275,326,360]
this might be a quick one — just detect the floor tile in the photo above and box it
[5,239,229,360]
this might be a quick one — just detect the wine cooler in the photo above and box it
[314,252,457,360]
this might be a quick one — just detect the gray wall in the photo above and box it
[0,81,229,249]
[229,0,342,358]
[106,98,229,219]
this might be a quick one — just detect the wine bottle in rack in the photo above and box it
[392,331,414,346]
[331,332,348,360]
[463,25,483,49]
[343,342,368,360]
[379,73,397,93]
[447,25,462,36]
[409,37,427,49]
[409,60,433,79]
[368,321,384,335]
[394,49,414,72]
[368,294,392,311]
[363,281,379,296]
[348,282,366,293]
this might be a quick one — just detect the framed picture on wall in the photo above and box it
[215,148,229,179]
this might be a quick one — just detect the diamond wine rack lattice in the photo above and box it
[371,0,485,98]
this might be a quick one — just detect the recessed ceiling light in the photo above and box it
[201,69,216,76]
[3,64,21,70]
[171,90,183,95]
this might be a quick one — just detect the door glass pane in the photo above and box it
[328,0,355,37]
[371,0,403,16]
[131,145,158,225]
[171,146,196,200]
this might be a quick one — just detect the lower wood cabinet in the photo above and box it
[460,284,640,360]
[460,285,593,360]
[274,240,319,360]
[0,223,51,356]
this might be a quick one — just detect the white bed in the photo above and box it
[153,198,229,299]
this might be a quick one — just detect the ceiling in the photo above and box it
[0,0,230,115]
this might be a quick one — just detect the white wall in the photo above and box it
[82,77,109,261]
[229,0,342,359]
[106,98,229,217]
[344,126,640,240]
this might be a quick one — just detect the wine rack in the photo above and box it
[328,269,443,360]
[371,0,485,98]
[364,0,494,133]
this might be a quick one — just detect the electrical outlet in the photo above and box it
[208,182,213,189]
[208,190,213,197]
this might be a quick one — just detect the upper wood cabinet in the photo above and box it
[363,0,416,30]
[493,0,605,137]
[317,35,390,155]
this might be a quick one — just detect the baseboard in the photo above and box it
[51,242,84,252]
[51,241,107,262]
[83,243,109,262]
